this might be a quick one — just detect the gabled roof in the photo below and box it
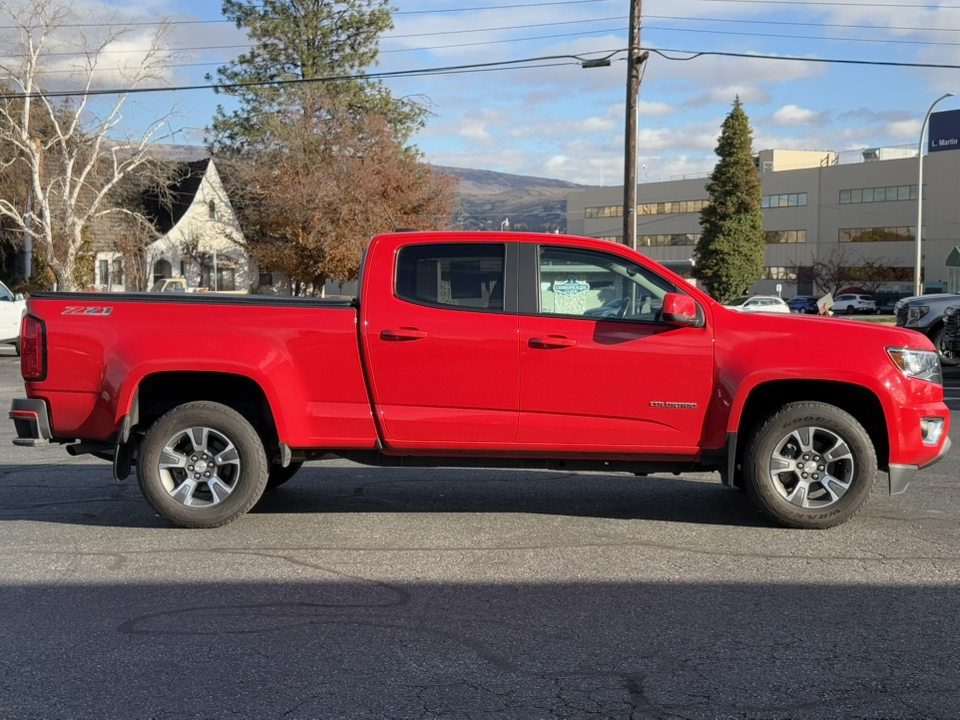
[142,158,211,234]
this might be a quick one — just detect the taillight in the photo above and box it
[20,315,45,381]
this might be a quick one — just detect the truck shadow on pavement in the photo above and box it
[4,577,960,718]
[0,463,778,529]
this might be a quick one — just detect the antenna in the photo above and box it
[379,200,399,231]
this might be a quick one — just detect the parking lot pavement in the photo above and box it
[1,361,960,718]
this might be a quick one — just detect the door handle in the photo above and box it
[529,335,576,349]
[380,328,428,341]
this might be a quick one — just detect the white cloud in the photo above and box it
[686,85,772,108]
[886,119,923,140]
[770,105,826,127]
[459,123,491,140]
[639,100,676,116]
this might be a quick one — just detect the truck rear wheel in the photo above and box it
[137,401,268,528]
[266,461,303,491]
[742,402,877,529]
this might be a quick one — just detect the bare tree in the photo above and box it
[812,247,901,298]
[0,0,178,290]
[811,246,860,297]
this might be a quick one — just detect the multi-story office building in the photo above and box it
[567,147,960,300]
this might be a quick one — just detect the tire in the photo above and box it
[265,461,304,491]
[137,401,268,528]
[845,305,854,315]
[13,339,19,356]
[742,402,877,529]
[932,326,960,367]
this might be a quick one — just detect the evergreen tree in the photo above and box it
[693,98,765,303]
[207,0,427,154]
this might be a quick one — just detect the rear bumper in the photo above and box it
[9,398,51,446]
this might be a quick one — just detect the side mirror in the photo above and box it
[662,293,700,327]
[14,293,23,302]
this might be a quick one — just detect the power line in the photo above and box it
[0,0,622,30]
[684,0,960,7]
[644,24,960,47]
[0,16,628,58]
[645,13,960,33]
[0,51,621,99]
[23,29,628,75]
[648,46,960,69]
[363,16,628,40]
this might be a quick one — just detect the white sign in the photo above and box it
[553,276,590,296]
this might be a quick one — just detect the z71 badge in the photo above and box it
[62,306,113,316]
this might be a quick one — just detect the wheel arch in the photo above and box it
[129,372,282,456]
[734,380,889,472]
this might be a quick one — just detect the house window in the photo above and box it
[111,257,123,287]
[200,257,237,291]
[259,272,274,286]
[208,200,216,220]
[153,259,172,284]
[99,259,109,287]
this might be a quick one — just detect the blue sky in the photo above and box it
[6,0,960,185]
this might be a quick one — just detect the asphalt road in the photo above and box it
[1,348,959,719]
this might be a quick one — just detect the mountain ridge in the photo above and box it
[140,144,590,232]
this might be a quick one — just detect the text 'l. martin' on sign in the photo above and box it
[929,108,960,153]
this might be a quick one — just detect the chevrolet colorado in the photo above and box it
[9,232,951,529]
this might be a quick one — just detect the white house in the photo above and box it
[91,159,252,292]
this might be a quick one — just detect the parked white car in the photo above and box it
[833,293,877,314]
[0,281,26,353]
[724,295,791,314]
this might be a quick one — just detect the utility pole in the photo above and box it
[622,0,646,249]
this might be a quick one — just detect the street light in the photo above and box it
[915,92,955,296]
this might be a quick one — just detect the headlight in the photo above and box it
[906,305,929,325]
[887,347,942,384]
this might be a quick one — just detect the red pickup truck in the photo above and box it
[9,232,951,529]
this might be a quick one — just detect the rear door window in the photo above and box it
[396,244,506,312]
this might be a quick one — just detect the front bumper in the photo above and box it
[9,398,51,446]
[888,435,952,494]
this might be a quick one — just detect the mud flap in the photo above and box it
[113,415,133,482]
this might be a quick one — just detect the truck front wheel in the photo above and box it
[932,326,959,367]
[137,401,268,528]
[742,402,877,529]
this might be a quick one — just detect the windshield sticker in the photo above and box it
[554,276,590,296]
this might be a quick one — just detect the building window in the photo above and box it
[111,257,123,286]
[839,185,919,204]
[259,272,274,286]
[839,227,916,243]
[98,259,109,286]
[637,199,707,216]
[766,266,798,280]
[763,229,807,244]
[637,233,701,247]
[761,193,807,209]
[584,205,623,219]
[208,200,217,220]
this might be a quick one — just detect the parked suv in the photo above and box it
[895,293,960,366]
[833,294,877,314]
